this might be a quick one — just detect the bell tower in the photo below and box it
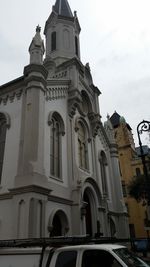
[44,0,81,65]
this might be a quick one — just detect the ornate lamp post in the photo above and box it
[137,120,150,205]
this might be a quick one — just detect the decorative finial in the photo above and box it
[85,62,91,71]
[107,114,110,119]
[74,11,77,17]
[36,25,41,33]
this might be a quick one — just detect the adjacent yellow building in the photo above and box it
[110,112,149,238]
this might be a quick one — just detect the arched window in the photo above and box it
[78,122,88,170]
[99,151,108,197]
[50,117,61,178]
[0,114,7,182]
[48,209,69,237]
[136,167,141,177]
[48,112,65,179]
[51,31,56,51]
[75,36,78,56]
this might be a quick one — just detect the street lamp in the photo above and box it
[137,120,150,205]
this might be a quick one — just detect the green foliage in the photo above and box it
[128,174,149,203]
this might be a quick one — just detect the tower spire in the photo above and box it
[53,0,73,18]
[44,0,81,65]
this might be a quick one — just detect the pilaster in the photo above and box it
[15,64,48,187]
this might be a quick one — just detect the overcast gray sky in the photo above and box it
[0,0,150,146]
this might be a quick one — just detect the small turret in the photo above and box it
[29,25,45,64]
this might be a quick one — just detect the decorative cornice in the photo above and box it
[90,84,101,96]
[88,112,101,137]
[46,86,68,101]
[47,79,70,86]
[24,76,47,91]
[0,89,23,105]
[68,89,82,118]
[48,195,73,205]
[0,192,12,200]
[24,64,48,80]
[52,71,68,79]
[56,57,84,76]
[9,185,52,196]
[108,211,128,217]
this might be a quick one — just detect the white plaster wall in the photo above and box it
[0,199,15,239]
[44,97,68,187]
[0,97,22,192]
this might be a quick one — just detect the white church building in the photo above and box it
[0,0,129,239]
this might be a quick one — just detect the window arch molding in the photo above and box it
[75,116,91,141]
[48,208,69,236]
[83,177,102,205]
[75,117,90,170]
[48,111,65,136]
[48,111,65,178]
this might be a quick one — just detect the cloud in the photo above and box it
[0,0,150,146]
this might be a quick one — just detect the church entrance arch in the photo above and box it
[82,178,102,237]
[48,209,69,237]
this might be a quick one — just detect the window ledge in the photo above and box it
[79,167,90,174]
[49,175,63,183]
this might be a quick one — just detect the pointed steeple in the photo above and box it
[53,0,73,18]
[44,0,81,65]
[29,25,45,65]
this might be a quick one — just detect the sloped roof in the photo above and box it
[110,112,132,130]
[110,112,120,128]
[53,0,73,18]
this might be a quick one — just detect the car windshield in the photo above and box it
[113,248,149,267]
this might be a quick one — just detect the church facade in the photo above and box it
[0,0,129,239]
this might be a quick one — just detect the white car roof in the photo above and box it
[56,244,125,252]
